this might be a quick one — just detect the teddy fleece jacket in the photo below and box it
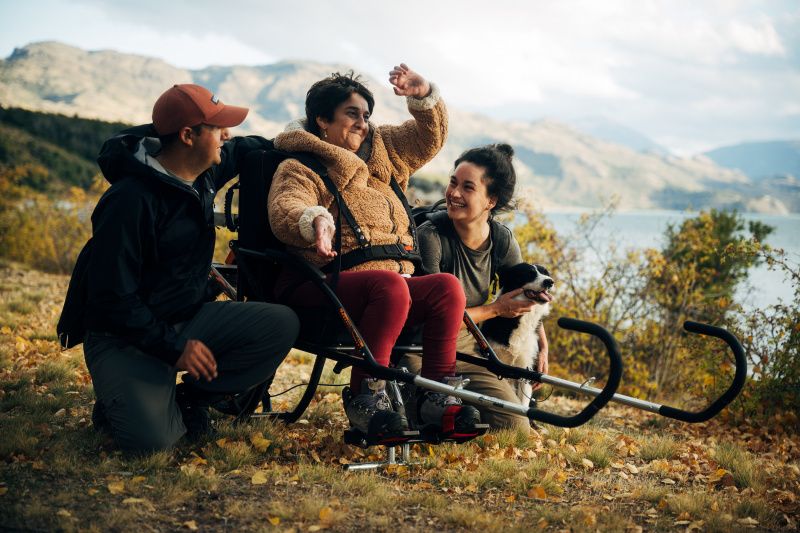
[267,85,448,275]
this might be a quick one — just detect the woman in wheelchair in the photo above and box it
[406,143,550,431]
[267,64,481,438]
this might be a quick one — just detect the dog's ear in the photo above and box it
[497,264,523,288]
[534,264,551,277]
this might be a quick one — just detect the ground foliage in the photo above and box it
[0,265,798,532]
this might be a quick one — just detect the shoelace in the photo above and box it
[426,392,460,407]
[374,391,391,411]
[350,391,391,412]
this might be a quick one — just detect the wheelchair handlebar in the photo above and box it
[461,313,623,427]
[655,321,747,423]
[523,318,623,427]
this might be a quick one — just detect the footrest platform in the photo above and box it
[343,428,420,448]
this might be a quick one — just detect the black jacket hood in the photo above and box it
[97,124,162,185]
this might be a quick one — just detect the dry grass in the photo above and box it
[713,441,764,489]
[639,433,680,461]
[0,263,798,532]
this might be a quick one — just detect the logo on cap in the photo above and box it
[211,94,220,105]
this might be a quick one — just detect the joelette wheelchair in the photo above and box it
[210,147,747,468]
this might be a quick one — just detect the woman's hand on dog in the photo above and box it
[491,288,536,318]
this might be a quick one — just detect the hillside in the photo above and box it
[704,140,800,180]
[568,116,670,155]
[0,107,129,192]
[1,41,795,213]
[0,122,96,192]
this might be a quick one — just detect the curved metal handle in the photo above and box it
[657,321,747,422]
[524,317,624,427]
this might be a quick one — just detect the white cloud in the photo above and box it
[0,0,273,68]
[1,0,798,152]
[133,31,274,69]
[781,103,800,116]
[728,19,786,56]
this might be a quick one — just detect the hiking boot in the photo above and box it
[416,376,481,433]
[91,400,112,435]
[176,383,214,441]
[343,378,409,437]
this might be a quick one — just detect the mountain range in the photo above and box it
[704,141,800,180]
[1,41,797,214]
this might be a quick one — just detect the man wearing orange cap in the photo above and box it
[59,84,299,453]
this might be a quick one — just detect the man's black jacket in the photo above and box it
[58,124,270,365]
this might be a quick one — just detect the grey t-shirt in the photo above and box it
[417,219,522,354]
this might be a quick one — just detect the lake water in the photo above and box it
[536,210,800,311]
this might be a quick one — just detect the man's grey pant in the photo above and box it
[84,301,299,453]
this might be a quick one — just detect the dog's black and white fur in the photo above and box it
[480,263,554,407]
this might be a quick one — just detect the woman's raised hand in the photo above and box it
[313,215,337,259]
[389,63,431,98]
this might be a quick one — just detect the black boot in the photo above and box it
[91,400,112,435]
[342,379,409,437]
[175,383,215,441]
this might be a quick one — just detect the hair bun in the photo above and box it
[494,143,514,159]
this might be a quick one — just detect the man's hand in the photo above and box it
[491,288,536,318]
[389,63,431,98]
[175,339,217,382]
[313,215,337,259]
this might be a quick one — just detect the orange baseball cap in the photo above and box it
[152,84,249,135]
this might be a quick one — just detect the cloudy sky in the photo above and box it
[1,0,798,154]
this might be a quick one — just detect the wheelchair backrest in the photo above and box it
[234,148,326,302]
[237,148,287,254]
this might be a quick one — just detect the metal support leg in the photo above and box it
[343,443,417,471]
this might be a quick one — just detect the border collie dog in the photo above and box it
[480,263,554,407]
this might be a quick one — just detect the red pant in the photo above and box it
[276,270,466,390]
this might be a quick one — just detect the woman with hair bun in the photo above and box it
[410,143,549,431]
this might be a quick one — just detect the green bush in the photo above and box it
[0,168,102,273]
[514,203,797,418]
[730,244,800,417]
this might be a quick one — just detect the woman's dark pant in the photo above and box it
[84,301,299,453]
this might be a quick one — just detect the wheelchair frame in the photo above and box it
[214,245,745,432]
